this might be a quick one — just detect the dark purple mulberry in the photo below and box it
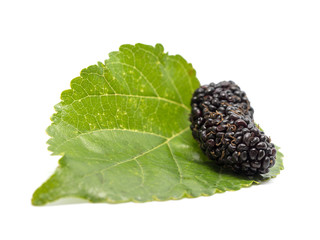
[190,81,276,176]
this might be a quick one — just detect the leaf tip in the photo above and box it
[31,188,46,206]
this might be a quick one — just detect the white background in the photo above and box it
[1,0,319,239]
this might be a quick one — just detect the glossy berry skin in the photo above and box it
[191,81,254,119]
[190,81,276,176]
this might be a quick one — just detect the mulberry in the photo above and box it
[191,81,254,118]
[190,81,276,176]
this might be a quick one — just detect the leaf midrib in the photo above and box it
[67,93,190,111]
[53,128,167,154]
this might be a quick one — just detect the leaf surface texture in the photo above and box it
[32,44,283,205]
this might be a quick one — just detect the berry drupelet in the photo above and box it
[191,81,254,119]
[190,81,276,176]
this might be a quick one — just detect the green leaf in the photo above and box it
[32,43,284,206]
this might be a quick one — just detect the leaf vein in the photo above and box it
[69,93,189,111]
[53,128,168,153]
[138,47,185,105]
[107,62,159,97]
[167,142,183,184]
[81,127,189,181]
